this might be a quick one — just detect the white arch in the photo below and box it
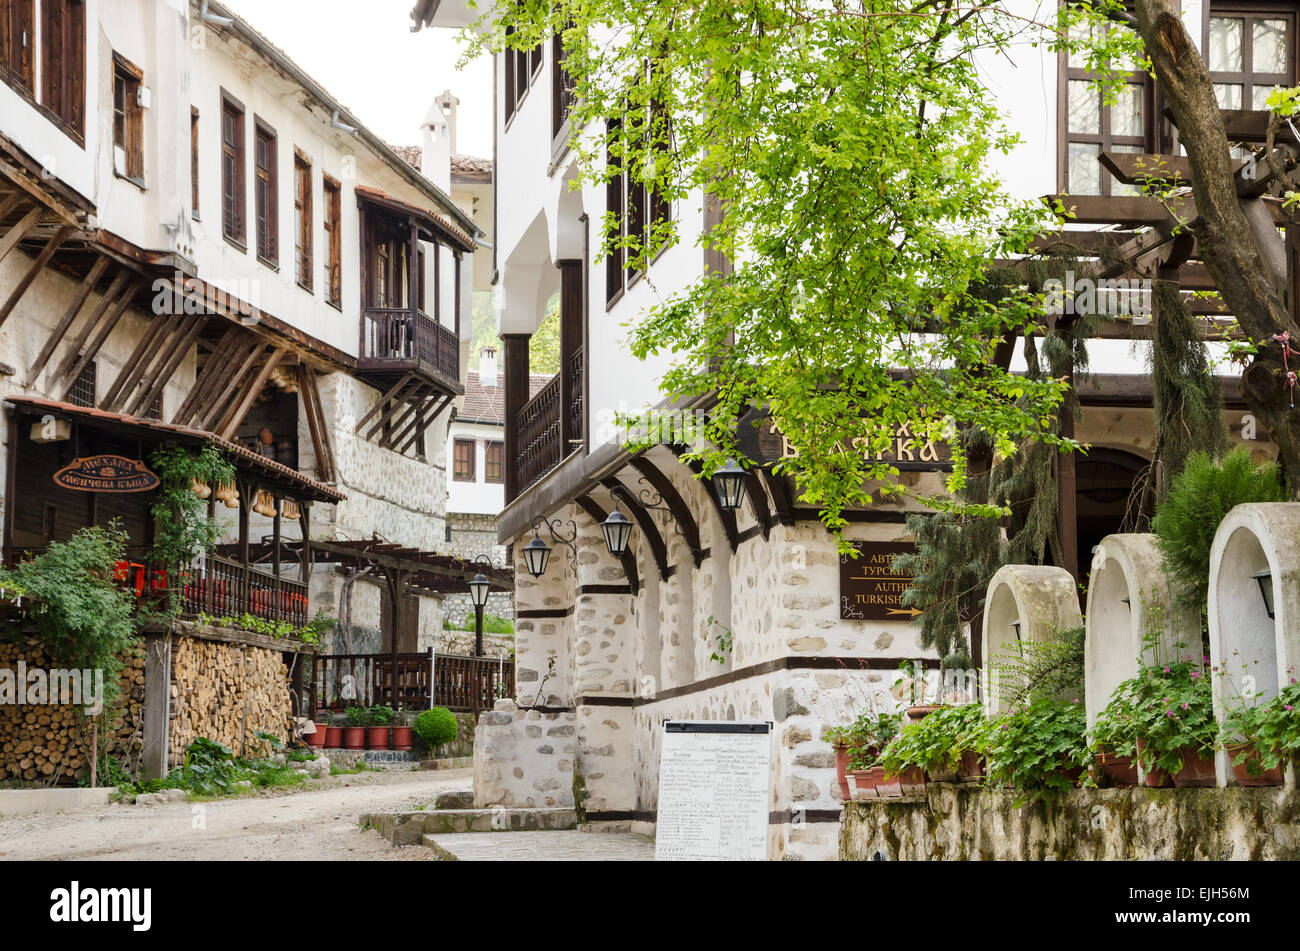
[981,563,1083,714]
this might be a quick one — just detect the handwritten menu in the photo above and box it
[654,722,773,861]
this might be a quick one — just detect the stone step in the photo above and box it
[362,807,578,846]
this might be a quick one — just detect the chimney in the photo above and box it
[479,347,498,387]
[419,90,459,193]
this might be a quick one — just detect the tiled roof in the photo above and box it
[5,397,345,503]
[389,146,492,180]
[391,145,423,171]
[353,185,476,252]
[457,372,553,426]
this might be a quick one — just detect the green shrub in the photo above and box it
[979,697,1089,794]
[344,706,367,727]
[413,707,458,752]
[879,703,984,776]
[369,705,394,726]
[1152,448,1286,609]
[845,708,905,769]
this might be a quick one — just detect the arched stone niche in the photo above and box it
[1083,534,1199,730]
[981,564,1083,715]
[1208,504,1300,787]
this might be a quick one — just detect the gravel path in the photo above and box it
[0,768,472,861]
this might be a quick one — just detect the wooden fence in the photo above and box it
[310,649,514,715]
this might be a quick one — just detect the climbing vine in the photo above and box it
[148,445,235,570]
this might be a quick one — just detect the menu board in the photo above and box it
[654,721,773,861]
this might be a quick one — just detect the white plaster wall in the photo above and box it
[446,418,506,514]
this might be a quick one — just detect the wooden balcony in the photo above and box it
[175,554,309,627]
[515,372,563,493]
[358,307,461,395]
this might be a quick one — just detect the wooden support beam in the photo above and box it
[362,380,424,442]
[59,278,141,395]
[171,329,244,425]
[216,347,286,439]
[296,365,333,481]
[380,388,426,449]
[353,372,414,435]
[629,454,703,566]
[101,311,176,411]
[24,254,109,386]
[0,192,27,227]
[743,470,772,539]
[602,476,672,581]
[0,224,71,330]
[0,205,44,270]
[195,341,266,431]
[298,365,337,481]
[670,446,739,553]
[576,495,639,596]
[387,391,430,452]
[759,468,795,526]
[50,269,132,382]
[126,316,208,417]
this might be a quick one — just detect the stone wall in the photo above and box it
[0,637,145,785]
[840,786,1300,860]
[473,700,577,809]
[167,634,292,767]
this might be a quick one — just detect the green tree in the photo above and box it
[464,1,1074,535]
[529,294,561,376]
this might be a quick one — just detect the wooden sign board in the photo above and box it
[655,721,772,861]
[839,541,920,620]
[737,409,950,471]
[53,455,159,493]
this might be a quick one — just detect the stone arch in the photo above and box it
[1083,533,1199,730]
[500,212,558,336]
[981,563,1083,714]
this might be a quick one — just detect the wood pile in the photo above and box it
[167,637,290,766]
[0,636,145,784]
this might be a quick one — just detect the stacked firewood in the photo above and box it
[167,637,290,766]
[0,637,144,783]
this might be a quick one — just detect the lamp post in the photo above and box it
[468,555,493,657]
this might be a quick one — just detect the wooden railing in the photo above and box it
[310,649,514,715]
[515,372,562,492]
[176,554,309,627]
[361,307,459,381]
[567,344,584,445]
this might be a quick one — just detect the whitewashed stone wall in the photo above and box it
[474,700,577,808]
[513,509,575,706]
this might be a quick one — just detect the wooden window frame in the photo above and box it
[254,117,279,268]
[604,118,625,307]
[41,0,84,143]
[1203,3,1297,112]
[191,107,200,220]
[453,438,476,482]
[221,91,247,249]
[112,52,143,185]
[1,0,36,98]
[323,174,342,309]
[502,17,544,129]
[294,150,313,292]
[1056,38,1155,196]
[485,440,504,484]
[551,27,575,158]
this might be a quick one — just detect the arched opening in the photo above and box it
[1213,526,1278,705]
[1076,448,1151,583]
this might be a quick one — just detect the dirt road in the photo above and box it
[0,768,471,861]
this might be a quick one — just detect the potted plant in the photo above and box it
[367,705,394,750]
[391,711,414,752]
[303,720,327,749]
[323,720,344,749]
[413,706,459,762]
[823,724,853,801]
[343,706,367,750]
[981,697,1089,795]
[1122,655,1217,787]
[846,707,905,798]
[1219,678,1299,786]
[1091,693,1140,787]
[879,703,984,787]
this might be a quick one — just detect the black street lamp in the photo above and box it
[468,555,493,657]
[712,458,747,511]
[601,504,634,557]
[521,517,579,579]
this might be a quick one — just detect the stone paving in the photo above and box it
[423,830,655,861]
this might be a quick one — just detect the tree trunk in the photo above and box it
[1133,0,1300,489]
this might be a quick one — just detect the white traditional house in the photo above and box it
[0,0,508,763]
[413,0,1285,858]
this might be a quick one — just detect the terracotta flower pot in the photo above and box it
[851,768,878,800]
[391,725,414,752]
[1172,747,1217,788]
[324,726,343,748]
[304,724,327,748]
[927,765,958,783]
[1136,738,1173,787]
[1094,750,1139,787]
[1054,766,1084,787]
[367,726,390,750]
[897,766,926,796]
[870,766,901,798]
[343,726,366,750]
[906,704,942,722]
[1226,744,1285,786]
[834,745,853,801]
[957,751,985,783]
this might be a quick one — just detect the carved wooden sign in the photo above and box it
[53,455,160,493]
[737,409,950,471]
[839,541,920,620]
